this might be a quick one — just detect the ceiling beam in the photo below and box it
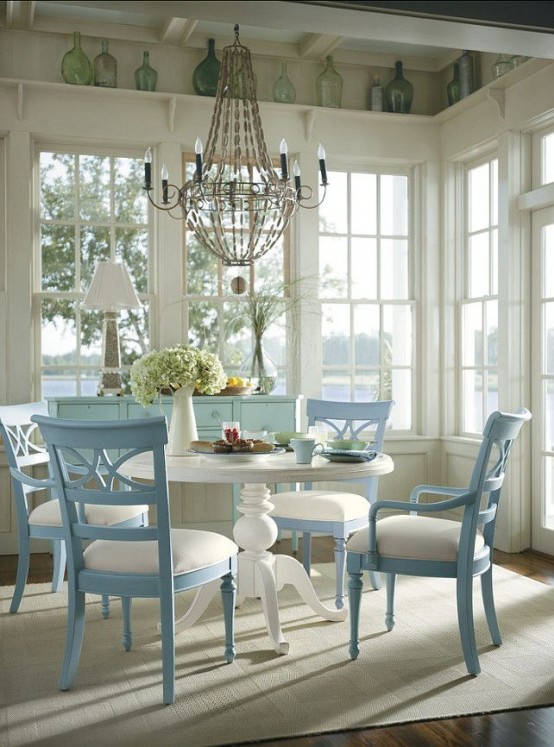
[159,17,197,46]
[6,1,35,29]
[298,33,342,59]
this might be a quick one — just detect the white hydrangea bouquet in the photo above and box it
[130,344,227,406]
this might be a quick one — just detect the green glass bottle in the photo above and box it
[447,63,460,106]
[61,31,93,86]
[272,62,296,103]
[385,60,414,114]
[315,55,343,108]
[492,54,515,79]
[192,38,221,96]
[93,40,117,88]
[135,51,158,92]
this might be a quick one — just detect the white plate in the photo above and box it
[186,447,285,462]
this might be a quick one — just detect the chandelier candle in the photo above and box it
[280,139,289,180]
[293,161,301,193]
[144,147,152,190]
[195,138,203,182]
[161,164,169,204]
[318,143,328,185]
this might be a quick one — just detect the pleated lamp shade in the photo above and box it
[82,261,141,311]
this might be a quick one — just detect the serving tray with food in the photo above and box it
[188,438,285,461]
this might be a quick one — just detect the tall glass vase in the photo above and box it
[192,38,221,96]
[93,39,117,88]
[315,55,343,108]
[273,62,296,103]
[135,51,157,91]
[167,386,198,455]
[240,340,278,395]
[385,60,413,113]
[61,31,93,86]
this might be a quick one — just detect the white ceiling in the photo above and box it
[2,1,554,70]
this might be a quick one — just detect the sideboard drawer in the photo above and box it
[56,402,119,420]
[192,400,233,429]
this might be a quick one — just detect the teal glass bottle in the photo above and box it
[272,62,296,103]
[61,31,93,86]
[316,55,343,108]
[192,38,221,96]
[93,39,117,88]
[447,63,461,106]
[135,51,158,92]
[385,60,413,114]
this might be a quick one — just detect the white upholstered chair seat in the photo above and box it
[271,490,369,522]
[347,515,485,561]
[28,499,149,527]
[84,529,239,575]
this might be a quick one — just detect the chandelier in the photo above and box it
[143,25,328,267]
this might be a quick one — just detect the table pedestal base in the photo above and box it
[172,481,347,653]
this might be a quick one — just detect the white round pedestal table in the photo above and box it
[126,450,394,654]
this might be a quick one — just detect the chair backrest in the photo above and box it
[306,399,395,500]
[468,408,532,545]
[0,401,50,470]
[0,401,52,522]
[31,415,170,578]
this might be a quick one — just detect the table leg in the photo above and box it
[233,482,347,654]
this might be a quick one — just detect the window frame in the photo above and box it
[33,142,154,399]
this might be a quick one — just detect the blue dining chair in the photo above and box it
[271,399,394,609]
[32,414,238,705]
[0,401,148,615]
[346,408,531,675]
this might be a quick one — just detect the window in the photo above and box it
[542,131,554,186]
[37,148,150,397]
[182,154,291,394]
[460,157,498,434]
[318,169,413,430]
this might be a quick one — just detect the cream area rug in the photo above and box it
[1,563,553,747]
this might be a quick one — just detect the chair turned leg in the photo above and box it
[385,573,396,631]
[121,597,132,651]
[9,533,30,613]
[457,571,480,675]
[302,532,312,576]
[101,594,111,619]
[51,539,66,592]
[60,589,86,691]
[160,593,176,705]
[481,565,502,646]
[221,572,237,663]
[368,570,382,591]
[333,536,347,610]
[347,568,363,659]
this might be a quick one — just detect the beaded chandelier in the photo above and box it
[144,25,327,267]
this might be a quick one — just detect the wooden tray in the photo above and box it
[216,386,254,396]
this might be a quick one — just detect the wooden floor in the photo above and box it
[2,542,553,747]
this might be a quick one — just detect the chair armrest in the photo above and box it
[369,490,476,521]
[409,484,467,503]
[366,490,477,553]
[9,466,55,492]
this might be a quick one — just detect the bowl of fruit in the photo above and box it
[217,376,254,396]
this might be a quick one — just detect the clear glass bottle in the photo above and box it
[447,63,461,106]
[135,51,158,92]
[369,74,384,112]
[272,62,296,103]
[511,55,530,67]
[192,38,221,97]
[385,61,413,114]
[316,55,343,108]
[492,54,515,78]
[61,31,93,86]
[458,50,473,99]
[93,39,117,88]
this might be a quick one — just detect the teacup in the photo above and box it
[328,439,367,451]
[290,437,324,464]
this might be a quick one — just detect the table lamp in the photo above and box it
[82,260,141,396]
